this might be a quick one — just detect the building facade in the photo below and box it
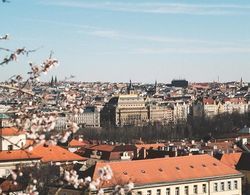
[49,154,243,195]
[101,94,148,127]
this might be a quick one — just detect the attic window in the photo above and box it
[202,164,206,167]
[123,171,128,175]
[190,165,194,168]
[158,168,163,172]
[213,163,217,166]
[176,167,180,170]
[141,170,146,173]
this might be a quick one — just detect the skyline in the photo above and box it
[0,0,250,83]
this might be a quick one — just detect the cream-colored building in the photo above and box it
[50,154,243,195]
[95,154,242,195]
[193,98,249,118]
[172,101,190,122]
[69,106,101,128]
[101,94,148,127]
[223,98,249,114]
[148,103,173,124]
[0,115,41,177]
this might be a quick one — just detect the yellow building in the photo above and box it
[101,81,148,127]
[101,94,148,127]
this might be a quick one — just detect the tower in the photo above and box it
[240,77,243,88]
[154,80,158,94]
[127,80,135,95]
[55,76,58,85]
[50,76,54,87]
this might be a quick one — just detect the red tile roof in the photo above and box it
[219,153,242,168]
[68,139,89,147]
[93,154,241,188]
[135,143,165,150]
[88,144,116,152]
[0,150,41,162]
[224,98,246,104]
[32,145,87,163]
[203,98,215,105]
[0,127,25,136]
[86,144,136,152]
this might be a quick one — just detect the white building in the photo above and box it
[172,101,190,122]
[50,154,243,195]
[69,106,100,128]
[92,154,243,195]
[0,114,41,178]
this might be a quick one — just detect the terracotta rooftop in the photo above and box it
[203,98,215,105]
[68,139,89,147]
[32,144,87,163]
[93,154,241,188]
[0,127,25,136]
[0,150,41,162]
[87,144,136,152]
[217,152,242,169]
[135,143,166,150]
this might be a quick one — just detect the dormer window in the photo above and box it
[121,152,131,160]
[8,145,13,151]
[122,152,128,157]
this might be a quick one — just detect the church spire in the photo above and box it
[55,76,58,85]
[154,80,158,94]
[240,77,243,88]
[50,76,54,87]
[127,80,135,94]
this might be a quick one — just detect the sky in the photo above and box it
[0,0,250,83]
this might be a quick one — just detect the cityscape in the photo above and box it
[1,0,250,195]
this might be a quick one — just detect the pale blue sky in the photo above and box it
[0,0,250,83]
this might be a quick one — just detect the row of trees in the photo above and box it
[81,112,250,143]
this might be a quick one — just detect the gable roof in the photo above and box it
[0,127,25,136]
[68,139,89,147]
[135,143,166,150]
[87,144,136,152]
[92,154,241,188]
[32,144,87,163]
[216,152,242,168]
[0,150,41,162]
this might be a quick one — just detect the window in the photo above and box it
[137,192,142,195]
[214,183,218,192]
[202,184,207,193]
[147,190,152,195]
[157,189,161,195]
[221,182,225,191]
[175,187,179,195]
[166,188,170,195]
[8,145,13,151]
[234,180,238,189]
[184,186,189,195]
[228,181,231,190]
[193,185,198,194]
